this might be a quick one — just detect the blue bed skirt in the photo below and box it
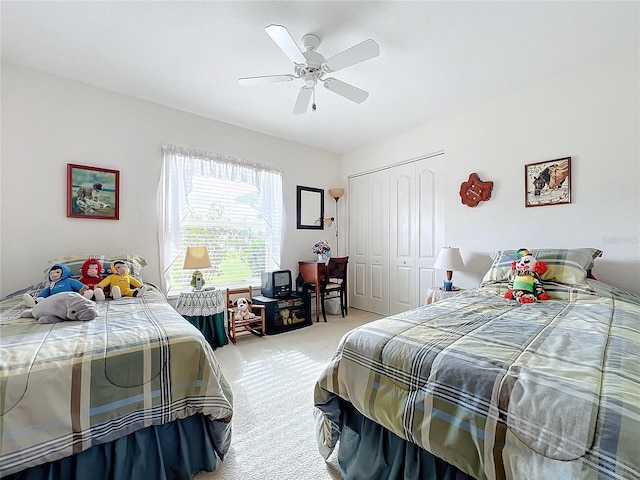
[338,401,476,480]
[5,414,228,480]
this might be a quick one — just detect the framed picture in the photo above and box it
[67,163,120,220]
[525,157,571,208]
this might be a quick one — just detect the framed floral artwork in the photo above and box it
[525,157,571,207]
[67,163,120,220]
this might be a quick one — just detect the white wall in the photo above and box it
[0,63,342,298]
[2,44,639,299]
[340,46,640,295]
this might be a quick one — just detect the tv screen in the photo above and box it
[261,270,292,298]
[274,271,290,287]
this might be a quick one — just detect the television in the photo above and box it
[261,270,292,298]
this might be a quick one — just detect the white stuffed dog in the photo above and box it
[233,297,256,321]
[20,291,99,324]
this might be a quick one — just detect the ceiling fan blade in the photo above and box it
[239,74,296,86]
[323,78,369,104]
[324,39,380,73]
[293,87,313,115]
[265,24,307,65]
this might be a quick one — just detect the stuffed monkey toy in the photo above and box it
[78,259,106,301]
[97,260,147,300]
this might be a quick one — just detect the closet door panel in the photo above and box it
[416,161,440,302]
[389,163,417,314]
[349,175,369,310]
[367,169,389,315]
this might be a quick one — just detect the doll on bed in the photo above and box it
[22,263,86,307]
[97,260,147,300]
[78,258,106,302]
[504,248,550,303]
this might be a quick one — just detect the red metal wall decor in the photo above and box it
[459,173,493,207]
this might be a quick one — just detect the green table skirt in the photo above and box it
[183,312,228,349]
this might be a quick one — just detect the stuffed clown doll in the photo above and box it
[78,258,106,302]
[97,260,147,300]
[504,249,550,304]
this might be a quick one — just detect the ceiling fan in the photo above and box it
[239,24,380,115]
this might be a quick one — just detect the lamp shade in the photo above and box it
[182,246,212,270]
[433,247,465,271]
[328,188,345,200]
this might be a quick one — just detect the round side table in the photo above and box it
[175,289,228,348]
[424,287,463,305]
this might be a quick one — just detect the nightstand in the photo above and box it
[424,287,464,305]
[175,289,228,348]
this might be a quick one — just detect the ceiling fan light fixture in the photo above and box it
[304,72,317,88]
[241,24,380,114]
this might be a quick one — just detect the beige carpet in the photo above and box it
[194,308,382,480]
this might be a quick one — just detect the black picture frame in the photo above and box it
[525,157,571,207]
[296,185,324,229]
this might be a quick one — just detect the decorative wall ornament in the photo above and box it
[459,173,493,207]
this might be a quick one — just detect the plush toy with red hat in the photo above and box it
[78,258,106,302]
[504,248,550,304]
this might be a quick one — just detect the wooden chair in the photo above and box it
[305,256,348,322]
[225,287,266,343]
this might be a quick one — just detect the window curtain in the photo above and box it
[158,144,283,293]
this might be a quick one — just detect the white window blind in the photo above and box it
[159,145,283,294]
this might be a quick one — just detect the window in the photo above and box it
[159,145,283,294]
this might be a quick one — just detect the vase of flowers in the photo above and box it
[312,240,331,263]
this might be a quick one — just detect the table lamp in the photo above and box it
[183,246,212,291]
[433,247,465,291]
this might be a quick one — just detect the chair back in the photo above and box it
[225,286,254,308]
[325,257,348,284]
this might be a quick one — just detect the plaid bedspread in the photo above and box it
[0,287,234,476]
[314,281,640,480]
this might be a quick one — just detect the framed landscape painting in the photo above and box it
[525,157,571,208]
[67,163,120,220]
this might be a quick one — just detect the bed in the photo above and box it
[0,255,233,480]
[313,248,640,480]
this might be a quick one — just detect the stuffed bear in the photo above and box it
[504,248,550,304]
[233,297,256,321]
[23,263,86,307]
[97,260,147,300]
[78,258,106,301]
[20,291,99,324]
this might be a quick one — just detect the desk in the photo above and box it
[298,260,348,321]
[175,289,228,348]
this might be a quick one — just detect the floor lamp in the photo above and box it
[328,188,345,256]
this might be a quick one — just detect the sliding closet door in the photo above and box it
[349,154,441,315]
[388,159,438,313]
[367,169,389,315]
[349,174,368,311]
[415,159,440,307]
[349,170,389,315]
[389,162,417,314]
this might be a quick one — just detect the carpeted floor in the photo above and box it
[194,308,382,480]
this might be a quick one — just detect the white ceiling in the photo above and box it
[1,1,638,154]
